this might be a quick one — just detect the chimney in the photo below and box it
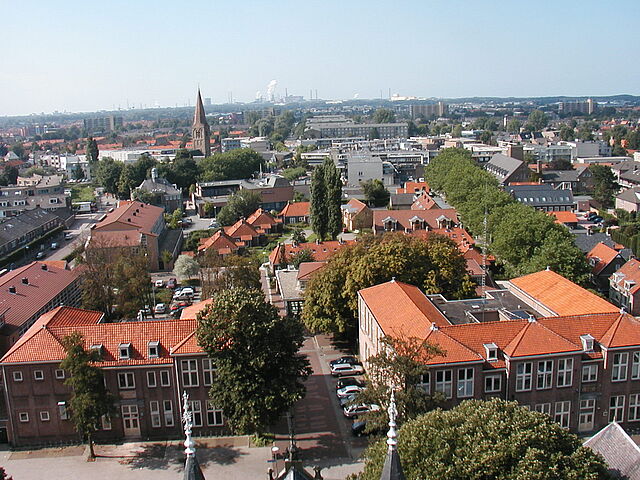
[21,277,28,285]
[41,264,48,271]
[8,286,16,294]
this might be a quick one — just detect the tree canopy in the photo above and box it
[361,179,390,207]
[198,149,263,182]
[591,165,620,208]
[217,189,262,226]
[372,108,396,123]
[358,399,611,480]
[310,158,342,240]
[196,288,311,434]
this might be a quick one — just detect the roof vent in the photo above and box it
[8,286,16,294]
[127,218,131,222]
[132,212,136,216]
[21,277,28,285]
[528,315,536,323]
[41,264,48,271]
[430,323,439,331]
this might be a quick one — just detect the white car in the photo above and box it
[173,287,194,299]
[155,279,164,288]
[154,303,166,314]
[331,363,365,377]
[343,404,380,418]
[336,385,363,398]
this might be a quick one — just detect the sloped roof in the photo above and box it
[279,202,310,218]
[507,269,618,316]
[599,313,640,349]
[341,198,368,215]
[224,218,260,240]
[197,230,240,254]
[611,258,640,295]
[269,240,356,265]
[411,193,438,211]
[397,181,430,195]
[549,211,578,224]
[587,242,621,275]
[94,201,163,237]
[373,209,459,230]
[296,262,326,281]
[486,153,524,176]
[180,298,213,320]
[502,320,580,357]
[246,208,280,228]
[585,423,640,480]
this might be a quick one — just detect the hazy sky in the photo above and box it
[2,0,639,116]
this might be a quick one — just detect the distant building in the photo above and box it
[133,168,182,212]
[192,89,211,157]
[0,208,67,260]
[409,102,448,119]
[615,187,640,213]
[341,198,372,231]
[305,122,408,140]
[558,98,595,115]
[609,258,640,315]
[83,115,123,133]
[484,154,530,185]
[0,175,69,218]
[507,184,575,212]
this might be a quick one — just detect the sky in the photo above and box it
[2,0,640,116]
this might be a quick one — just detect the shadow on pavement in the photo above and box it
[116,442,244,470]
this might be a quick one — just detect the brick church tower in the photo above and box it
[192,89,211,157]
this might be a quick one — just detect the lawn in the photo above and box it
[71,184,96,202]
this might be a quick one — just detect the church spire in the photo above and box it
[194,89,208,126]
[182,392,205,480]
[380,390,405,480]
[192,88,211,157]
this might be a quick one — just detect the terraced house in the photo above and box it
[0,306,224,447]
[358,271,640,434]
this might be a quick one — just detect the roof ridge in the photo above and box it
[434,328,484,360]
[600,313,627,347]
[503,322,530,356]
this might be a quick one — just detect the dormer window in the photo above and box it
[90,344,103,359]
[483,343,498,361]
[119,343,132,360]
[148,341,160,358]
[580,334,595,352]
[624,280,636,291]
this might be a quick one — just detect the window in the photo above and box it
[457,368,474,398]
[582,364,598,383]
[207,401,224,426]
[557,358,573,388]
[537,360,553,390]
[150,401,161,428]
[58,401,68,420]
[612,352,629,382]
[435,370,453,399]
[189,401,203,427]
[12,371,23,382]
[39,411,50,422]
[632,352,640,380]
[579,399,596,432]
[483,343,498,361]
[515,362,533,392]
[580,334,595,352]
[148,341,159,359]
[610,395,625,422]
[417,372,430,393]
[629,394,640,422]
[203,358,215,387]
[554,401,571,428]
[181,360,199,387]
[101,415,112,430]
[18,412,29,423]
[535,403,551,415]
[484,374,501,393]
[119,343,131,360]
[118,372,135,389]
[147,371,157,388]
[160,370,171,387]
[55,369,65,380]
[163,400,174,427]
[33,370,44,381]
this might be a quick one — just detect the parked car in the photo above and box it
[64,232,72,240]
[343,404,380,418]
[331,363,365,377]
[336,385,364,398]
[336,377,364,391]
[166,278,177,289]
[170,300,191,312]
[154,303,167,314]
[36,251,45,259]
[339,393,357,408]
[351,420,380,437]
[329,356,361,367]
[173,287,194,298]
[155,279,165,288]
[171,307,185,318]
[50,242,59,250]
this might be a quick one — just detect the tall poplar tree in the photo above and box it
[324,158,343,239]
[85,137,99,164]
[310,162,328,240]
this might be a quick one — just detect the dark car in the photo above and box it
[166,278,177,289]
[340,393,357,408]
[336,377,364,390]
[329,356,361,367]
[352,420,380,437]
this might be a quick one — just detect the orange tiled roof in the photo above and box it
[610,259,640,295]
[508,270,618,316]
[587,242,621,276]
[343,198,368,214]
[411,192,438,211]
[246,208,281,229]
[269,240,356,265]
[397,181,430,194]
[502,320,580,357]
[180,298,213,320]
[297,261,327,281]
[279,202,310,218]
[549,211,578,224]
[94,201,163,237]
[224,219,260,240]
[197,230,239,254]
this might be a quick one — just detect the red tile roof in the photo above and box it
[246,208,281,230]
[507,270,618,316]
[93,201,163,238]
[197,230,240,254]
[610,259,640,295]
[502,320,580,357]
[297,261,327,281]
[587,242,621,276]
[279,202,310,218]
[180,298,213,320]
[549,211,578,224]
[411,192,438,211]
[343,198,368,214]
[224,219,260,241]
[0,262,80,329]
[269,240,356,265]
[373,209,459,231]
[396,181,430,194]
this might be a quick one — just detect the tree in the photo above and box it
[117,164,137,199]
[199,253,261,298]
[310,163,328,240]
[164,208,183,229]
[217,189,262,226]
[361,179,390,207]
[506,118,521,134]
[302,234,474,340]
[85,137,99,165]
[289,249,315,268]
[479,130,492,145]
[591,165,620,208]
[291,227,306,245]
[72,164,85,180]
[173,254,200,280]
[94,157,123,195]
[196,288,311,434]
[559,124,575,141]
[527,110,549,131]
[4,165,18,185]
[325,158,343,239]
[549,158,573,170]
[358,399,611,480]
[60,332,115,460]
[451,124,463,138]
[282,166,307,182]
[198,149,263,182]
[372,108,396,123]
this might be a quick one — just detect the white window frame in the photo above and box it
[515,362,532,392]
[101,414,112,430]
[39,411,50,422]
[579,399,596,432]
[554,401,571,428]
[150,401,161,428]
[58,401,68,420]
[18,412,29,423]
[13,371,23,382]
[557,358,573,388]
[160,370,171,387]
[189,400,203,427]
[610,395,625,422]
[203,358,215,387]
[148,341,159,359]
[181,360,199,387]
[417,372,430,393]
[484,374,501,393]
[457,368,474,398]
[537,360,553,390]
[118,372,135,390]
[163,400,174,427]
[147,371,157,388]
[435,370,453,399]
[33,370,44,381]
[612,352,629,382]
[206,400,224,426]
[582,364,598,383]
[632,351,640,380]
[629,394,640,422]
[55,369,65,380]
[534,403,551,415]
[119,343,131,360]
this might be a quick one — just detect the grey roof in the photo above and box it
[507,184,574,207]
[138,177,181,195]
[275,269,303,302]
[585,422,640,480]
[573,232,620,253]
[485,154,524,178]
[380,448,405,480]
[184,455,205,480]
[0,208,61,248]
[616,187,640,204]
[390,193,414,206]
[542,167,587,183]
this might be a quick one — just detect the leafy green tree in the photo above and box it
[196,288,311,434]
[359,399,611,480]
[451,124,463,137]
[199,253,261,298]
[198,149,263,182]
[282,166,307,182]
[549,158,573,170]
[11,143,25,160]
[527,109,549,130]
[559,124,575,141]
[291,227,306,245]
[85,137,99,165]
[310,163,328,240]
[72,164,85,181]
[4,165,19,185]
[479,130,492,144]
[507,119,521,134]
[95,157,123,195]
[325,158,343,239]
[302,234,474,340]
[369,127,380,140]
[117,164,137,199]
[290,249,315,268]
[372,108,396,123]
[173,254,200,280]
[591,164,620,208]
[361,179,390,207]
[164,208,183,229]
[217,189,262,226]
[60,332,115,460]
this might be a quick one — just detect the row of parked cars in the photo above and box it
[329,356,380,436]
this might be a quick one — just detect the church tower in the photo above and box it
[192,89,211,157]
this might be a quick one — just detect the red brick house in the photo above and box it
[586,243,626,293]
[197,230,241,256]
[223,218,262,247]
[0,306,225,447]
[359,278,640,434]
[268,240,356,271]
[372,209,459,235]
[246,208,282,234]
[279,202,310,224]
[341,198,372,231]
